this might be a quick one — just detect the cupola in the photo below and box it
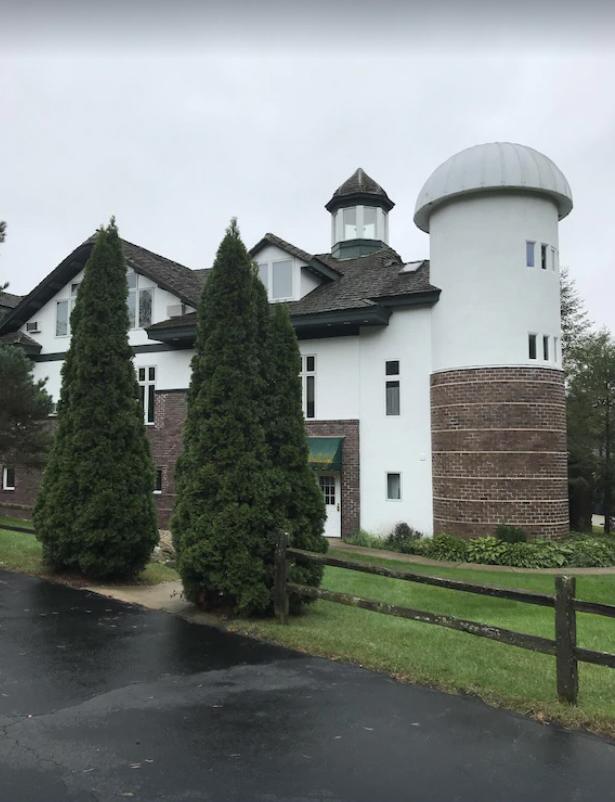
[326,168,394,259]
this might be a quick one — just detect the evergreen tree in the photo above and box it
[171,220,277,614]
[560,265,592,379]
[33,220,158,579]
[0,345,53,466]
[265,302,328,611]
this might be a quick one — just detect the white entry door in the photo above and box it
[318,473,341,538]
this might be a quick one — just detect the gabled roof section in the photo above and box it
[0,330,43,355]
[250,232,341,282]
[0,236,202,335]
[0,290,22,309]
[286,247,439,317]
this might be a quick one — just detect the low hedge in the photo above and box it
[345,530,615,569]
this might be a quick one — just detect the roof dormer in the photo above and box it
[325,168,394,260]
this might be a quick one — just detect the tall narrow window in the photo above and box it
[138,366,156,424]
[386,473,401,501]
[343,207,357,240]
[363,207,377,238]
[541,244,548,270]
[55,282,81,337]
[551,247,557,272]
[526,241,535,267]
[385,360,400,416]
[128,271,154,329]
[2,467,15,491]
[553,336,559,363]
[271,259,293,300]
[528,334,537,360]
[154,469,163,494]
[543,335,549,361]
[301,355,316,419]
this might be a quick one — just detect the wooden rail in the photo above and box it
[274,533,615,705]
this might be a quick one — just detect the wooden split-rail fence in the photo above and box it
[274,533,615,705]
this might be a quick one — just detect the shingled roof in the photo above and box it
[0,290,22,310]
[325,168,395,213]
[286,247,437,316]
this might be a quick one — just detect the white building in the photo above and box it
[0,142,573,539]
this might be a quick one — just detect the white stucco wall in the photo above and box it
[429,194,562,372]
[134,348,193,391]
[299,336,360,420]
[357,308,434,537]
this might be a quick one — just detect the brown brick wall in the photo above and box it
[431,367,568,540]
[305,420,360,538]
[148,390,188,528]
[0,463,42,519]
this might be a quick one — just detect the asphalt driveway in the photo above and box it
[1,569,613,801]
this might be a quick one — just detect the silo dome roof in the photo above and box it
[414,142,573,232]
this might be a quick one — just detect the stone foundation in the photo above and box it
[431,367,568,540]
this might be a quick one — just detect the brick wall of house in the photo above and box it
[431,367,568,540]
[305,420,360,537]
[0,463,42,520]
[148,390,188,528]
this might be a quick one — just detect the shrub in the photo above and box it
[385,522,422,549]
[494,524,528,544]
[346,530,384,549]
[424,534,469,562]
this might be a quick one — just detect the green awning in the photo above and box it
[307,437,343,471]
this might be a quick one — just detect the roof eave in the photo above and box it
[371,289,441,309]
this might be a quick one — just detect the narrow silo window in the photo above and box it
[543,335,549,361]
[526,242,535,267]
[528,334,537,360]
[541,244,548,270]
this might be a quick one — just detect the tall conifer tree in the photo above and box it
[265,303,328,609]
[172,220,277,614]
[34,220,158,579]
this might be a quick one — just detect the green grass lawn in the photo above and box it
[0,515,35,530]
[0,527,178,585]
[229,547,615,739]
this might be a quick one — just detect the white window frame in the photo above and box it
[386,472,402,501]
[137,365,157,425]
[2,467,15,491]
[127,270,155,330]
[335,205,385,243]
[553,336,559,363]
[257,259,294,302]
[385,360,400,417]
[301,355,316,420]
[55,281,81,338]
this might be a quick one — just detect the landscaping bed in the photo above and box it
[346,525,615,569]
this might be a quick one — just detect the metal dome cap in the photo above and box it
[414,142,573,233]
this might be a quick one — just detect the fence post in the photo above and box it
[274,532,289,624]
[555,576,578,704]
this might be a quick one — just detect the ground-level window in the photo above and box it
[154,468,162,494]
[385,360,400,416]
[301,355,316,419]
[2,467,15,491]
[386,472,401,501]
[138,366,156,424]
[528,333,537,360]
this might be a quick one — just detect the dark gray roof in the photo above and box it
[332,168,389,200]
[326,168,395,212]
[121,240,201,305]
[148,244,439,339]
[0,236,202,335]
[286,247,437,316]
[0,330,42,353]
[250,232,314,264]
[0,291,22,309]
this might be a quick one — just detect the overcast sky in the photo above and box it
[1,5,614,329]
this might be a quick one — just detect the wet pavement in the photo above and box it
[1,570,613,802]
